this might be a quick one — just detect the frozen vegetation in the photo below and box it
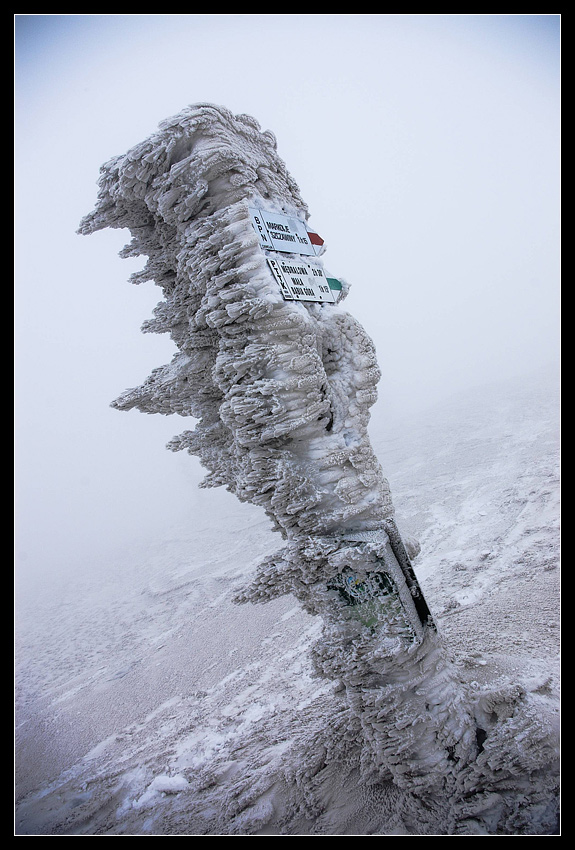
[15,105,559,835]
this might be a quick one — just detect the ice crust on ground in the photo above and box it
[15,366,559,835]
[50,103,563,834]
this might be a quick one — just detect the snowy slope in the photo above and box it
[15,365,560,835]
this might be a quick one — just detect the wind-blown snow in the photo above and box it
[15,105,559,835]
[15,366,559,835]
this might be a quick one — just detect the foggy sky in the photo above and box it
[14,14,560,583]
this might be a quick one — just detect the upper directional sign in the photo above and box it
[249,208,324,257]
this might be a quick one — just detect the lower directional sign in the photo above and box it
[267,255,339,303]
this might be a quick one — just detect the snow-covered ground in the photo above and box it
[14,364,560,835]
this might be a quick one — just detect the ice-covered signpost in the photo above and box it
[80,104,558,834]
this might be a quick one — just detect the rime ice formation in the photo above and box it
[79,104,558,834]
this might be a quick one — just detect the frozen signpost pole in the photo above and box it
[80,105,558,834]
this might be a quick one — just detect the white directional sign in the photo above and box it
[249,208,324,257]
[250,207,339,303]
[267,255,338,303]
